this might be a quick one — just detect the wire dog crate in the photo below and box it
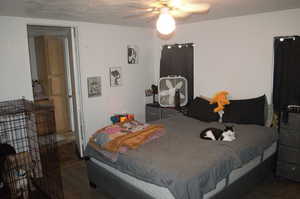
[0,99,64,199]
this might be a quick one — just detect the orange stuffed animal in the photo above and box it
[209,91,230,113]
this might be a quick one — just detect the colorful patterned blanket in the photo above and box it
[88,120,165,162]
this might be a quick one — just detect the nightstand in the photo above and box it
[145,103,182,122]
[276,112,300,182]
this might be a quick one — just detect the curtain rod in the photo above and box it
[161,43,195,49]
[274,35,299,42]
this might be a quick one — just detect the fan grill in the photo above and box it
[158,76,188,107]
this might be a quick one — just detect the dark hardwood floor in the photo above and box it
[58,142,111,199]
[58,142,300,199]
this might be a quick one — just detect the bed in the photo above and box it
[85,114,278,199]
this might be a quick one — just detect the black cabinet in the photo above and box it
[145,103,181,122]
[277,113,300,182]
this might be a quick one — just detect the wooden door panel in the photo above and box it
[51,96,70,133]
[46,36,70,134]
[50,76,67,96]
[35,36,50,96]
[46,36,66,75]
[35,35,71,134]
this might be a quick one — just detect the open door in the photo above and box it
[34,35,71,135]
[28,25,85,158]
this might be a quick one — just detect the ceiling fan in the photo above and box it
[126,0,211,35]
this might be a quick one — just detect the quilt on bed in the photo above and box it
[88,120,165,161]
[85,115,277,199]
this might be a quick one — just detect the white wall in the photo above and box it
[0,16,155,143]
[153,9,300,102]
[0,17,33,100]
[78,21,155,142]
[1,8,300,142]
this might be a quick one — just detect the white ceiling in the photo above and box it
[1,0,300,27]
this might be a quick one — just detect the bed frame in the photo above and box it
[85,154,276,199]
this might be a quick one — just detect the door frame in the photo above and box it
[69,27,86,157]
[27,25,86,157]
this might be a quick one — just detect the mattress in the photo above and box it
[90,142,277,199]
[85,115,278,199]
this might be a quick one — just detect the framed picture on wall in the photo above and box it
[110,67,122,87]
[87,76,102,97]
[127,45,138,64]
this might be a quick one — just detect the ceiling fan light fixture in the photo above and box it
[156,8,176,35]
[170,0,182,8]
[146,8,154,12]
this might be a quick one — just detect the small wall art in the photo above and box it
[87,76,102,97]
[109,67,122,87]
[127,45,138,64]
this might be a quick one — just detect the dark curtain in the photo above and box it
[273,36,300,122]
[160,43,194,103]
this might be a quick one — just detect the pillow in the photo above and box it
[223,95,266,126]
[187,97,219,122]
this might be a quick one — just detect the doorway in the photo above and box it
[27,25,85,157]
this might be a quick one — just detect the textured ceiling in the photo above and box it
[0,0,300,27]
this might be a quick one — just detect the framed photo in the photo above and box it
[110,67,122,87]
[87,76,101,97]
[127,45,138,64]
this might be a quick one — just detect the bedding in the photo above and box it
[218,123,277,163]
[85,115,277,199]
[88,120,165,161]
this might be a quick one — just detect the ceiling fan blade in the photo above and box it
[180,3,210,13]
[150,1,165,9]
[123,13,147,19]
[98,0,142,6]
[169,0,183,8]
[127,5,152,11]
[123,12,157,19]
[170,9,191,18]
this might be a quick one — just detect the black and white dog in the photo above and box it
[0,143,29,198]
[200,126,236,141]
[0,143,16,194]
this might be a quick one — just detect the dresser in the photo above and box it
[145,103,182,122]
[276,112,300,181]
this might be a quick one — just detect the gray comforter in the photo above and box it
[85,115,277,199]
